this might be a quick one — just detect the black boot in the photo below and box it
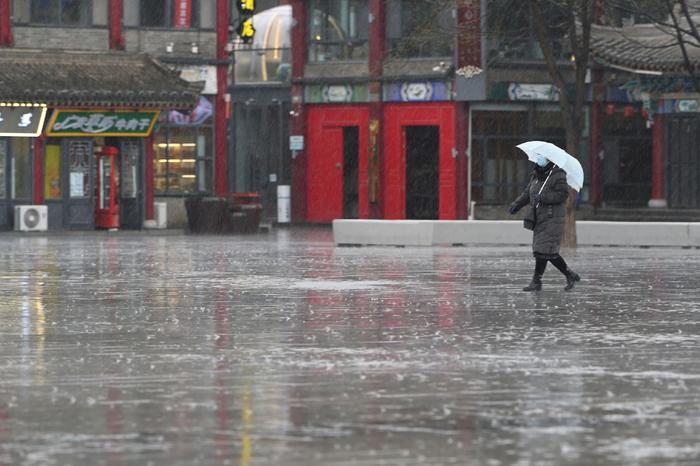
[522,274,543,291]
[564,269,580,291]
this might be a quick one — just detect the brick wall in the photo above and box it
[12,26,110,51]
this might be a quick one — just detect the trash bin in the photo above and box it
[229,192,263,233]
[185,195,232,233]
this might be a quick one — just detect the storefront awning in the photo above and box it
[0,50,202,109]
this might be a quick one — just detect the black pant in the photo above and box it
[535,255,569,276]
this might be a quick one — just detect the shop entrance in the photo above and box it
[405,126,439,219]
[117,140,144,229]
[51,139,95,230]
[667,116,700,208]
[306,106,368,222]
[343,127,359,218]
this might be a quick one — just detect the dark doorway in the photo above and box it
[343,126,359,218]
[668,116,700,208]
[405,126,439,219]
[118,139,144,229]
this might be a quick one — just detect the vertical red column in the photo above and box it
[33,136,44,204]
[0,0,12,47]
[108,0,124,50]
[144,135,155,220]
[649,114,667,207]
[290,0,307,222]
[214,0,230,197]
[456,0,481,219]
[454,104,468,219]
[368,0,385,219]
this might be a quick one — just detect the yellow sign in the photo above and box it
[237,0,255,13]
[237,19,255,44]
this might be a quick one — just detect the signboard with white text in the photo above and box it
[0,106,48,137]
[46,110,159,137]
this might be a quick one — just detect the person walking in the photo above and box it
[509,155,580,291]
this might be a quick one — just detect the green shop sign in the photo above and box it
[46,110,159,137]
[305,84,368,103]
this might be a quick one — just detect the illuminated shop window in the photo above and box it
[154,97,214,195]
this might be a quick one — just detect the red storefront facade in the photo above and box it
[289,0,475,223]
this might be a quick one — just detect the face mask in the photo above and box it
[535,156,548,167]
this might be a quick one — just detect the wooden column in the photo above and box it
[290,0,307,222]
[0,0,12,47]
[648,114,667,207]
[368,0,385,219]
[33,136,44,205]
[108,0,124,50]
[214,0,230,196]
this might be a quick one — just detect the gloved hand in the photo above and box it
[508,204,518,215]
[533,193,542,204]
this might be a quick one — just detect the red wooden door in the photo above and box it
[306,106,369,223]
[307,125,343,222]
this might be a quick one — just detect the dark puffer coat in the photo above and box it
[510,164,570,258]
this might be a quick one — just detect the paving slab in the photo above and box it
[0,229,699,466]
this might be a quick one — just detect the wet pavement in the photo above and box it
[1,228,699,466]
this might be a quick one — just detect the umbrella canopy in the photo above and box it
[516,141,584,192]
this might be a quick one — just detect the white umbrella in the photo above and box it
[516,141,584,192]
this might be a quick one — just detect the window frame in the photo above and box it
[136,0,206,30]
[308,0,370,63]
[24,0,94,27]
[385,0,455,59]
[153,106,215,197]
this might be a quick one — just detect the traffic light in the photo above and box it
[237,19,255,44]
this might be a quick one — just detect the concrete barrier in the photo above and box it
[333,219,700,248]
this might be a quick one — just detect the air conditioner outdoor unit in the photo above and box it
[14,205,48,232]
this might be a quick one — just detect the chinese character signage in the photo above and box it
[46,110,160,137]
[174,0,192,29]
[237,0,255,14]
[236,0,255,43]
[0,105,48,137]
[237,18,255,44]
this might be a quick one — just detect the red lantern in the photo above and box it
[606,104,615,116]
[623,105,635,118]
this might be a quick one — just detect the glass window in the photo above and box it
[154,97,214,195]
[10,138,32,200]
[386,0,454,58]
[486,0,568,62]
[139,0,201,28]
[68,140,91,198]
[472,109,568,203]
[309,0,369,62]
[140,0,167,26]
[235,5,292,83]
[30,0,91,26]
[44,144,62,200]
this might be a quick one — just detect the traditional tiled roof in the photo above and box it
[0,49,202,108]
[591,23,700,74]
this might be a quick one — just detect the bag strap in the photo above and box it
[535,170,553,209]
